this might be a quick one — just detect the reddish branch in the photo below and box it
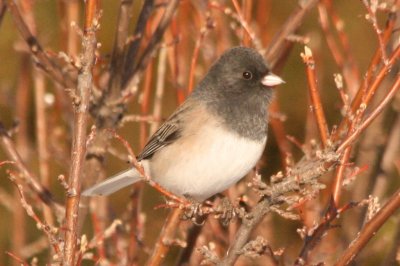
[264,0,319,65]
[188,12,213,93]
[108,129,189,205]
[8,174,62,257]
[361,0,389,64]
[337,73,400,153]
[318,0,360,95]
[146,209,183,265]
[294,200,356,265]
[63,0,97,265]
[332,146,352,205]
[107,0,134,98]
[335,187,400,266]
[123,0,179,94]
[301,46,329,147]
[5,251,28,266]
[231,0,262,50]
[0,124,62,214]
[335,21,399,139]
[6,0,75,89]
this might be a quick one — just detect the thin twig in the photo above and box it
[337,73,400,152]
[145,208,183,265]
[264,0,319,67]
[150,46,168,133]
[301,46,329,147]
[63,1,97,264]
[0,124,62,213]
[108,129,189,205]
[318,0,360,95]
[107,0,134,98]
[7,0,75,89]
[362,0,389,64]
[335,14,399,139]
[332,146,352,205]
[335,187,400,266]
[295,201,356,265]
[5,251,29,266]
[187,13,213,93]
[8,173,62,258]
[231,0,262,51]
[122,0,155,85]
[0,0,6,26]
[123,0,179,95]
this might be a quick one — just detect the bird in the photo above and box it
[82,47,284,202]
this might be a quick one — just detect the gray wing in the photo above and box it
[137,122,181,160]
[137,97,201,161]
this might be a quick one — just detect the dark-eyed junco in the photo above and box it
[83,47,284,201]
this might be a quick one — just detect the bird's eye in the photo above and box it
[242,71,253,80]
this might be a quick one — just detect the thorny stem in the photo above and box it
[63,0,97,265]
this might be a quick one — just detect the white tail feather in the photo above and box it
[82,168,141,196]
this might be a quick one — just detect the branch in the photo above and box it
[0,0,6,26]
[0,123,63,214]
[107,0,134,98]
[301,46,329,147]
[295,200,357,265]
[187,11,213,93]
[8,174,62,259]
[264,0,319,67]
[145,208,183,265]
[335,20,399,139]
[63,0,97,265]
[218,152,339,265]
[6,0,75,89]
[122,0,179,94]
[335,187,400,266]
[122,0,155,85]
[337,73,400,153]
[318,0,360,95]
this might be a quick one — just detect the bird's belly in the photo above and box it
[148,125,266,201]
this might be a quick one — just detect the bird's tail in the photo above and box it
[82,168,141,196]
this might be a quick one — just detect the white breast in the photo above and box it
[148,122,266,201]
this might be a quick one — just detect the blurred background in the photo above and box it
[0,0,399,265]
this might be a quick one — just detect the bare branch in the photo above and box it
[63,0,98,264]
[335,187,400,266]
[6,0,75,89]
[123,0,179,94]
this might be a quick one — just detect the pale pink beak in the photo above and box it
[261,73,285,87]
